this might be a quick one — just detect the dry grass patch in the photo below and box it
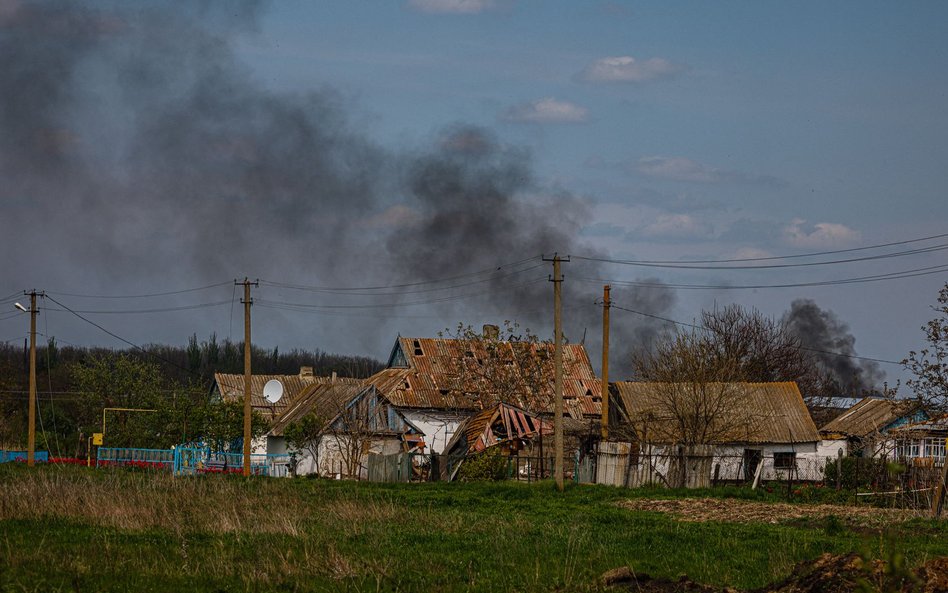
[619,497,924,527]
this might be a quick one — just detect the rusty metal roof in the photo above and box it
[819,398,922,438]
[365,337,601,418]
[444,402,552,456]
[611,381,819,444]
[213,372,361,420]
[268,382,369,437]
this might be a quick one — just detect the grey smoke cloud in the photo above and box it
[782,299,885,394]
[0,1,674,370]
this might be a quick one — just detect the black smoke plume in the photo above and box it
[0,1,673,368]
[782,299,885,395]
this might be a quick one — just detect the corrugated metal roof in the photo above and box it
[444,402,552,456]
[268,382,369,437]
[819,398,922,438]
[213,372,361,420]
[612,381,819,444]
[365,337,601,418]
[884,413,948,437]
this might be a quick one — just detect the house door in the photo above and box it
[743,449,763,482]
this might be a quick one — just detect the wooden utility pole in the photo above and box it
[544,254,568,491]
[600,285,611,440]
[237,278,258,477]
[25,291,39,466]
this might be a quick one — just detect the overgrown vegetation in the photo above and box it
[0,334,383,453]
[1,465,946,593]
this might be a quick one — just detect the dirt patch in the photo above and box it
[602,553,948,593]
[619,497,923,527]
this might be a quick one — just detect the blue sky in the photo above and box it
[225,1,948,379]
[2,0,946,387]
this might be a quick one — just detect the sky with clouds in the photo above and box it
[2,0,947,387]
[230,1,948,380]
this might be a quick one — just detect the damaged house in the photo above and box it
[362,331,602,456]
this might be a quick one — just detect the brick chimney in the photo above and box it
[483,324,500,340]
[299,366,314,379]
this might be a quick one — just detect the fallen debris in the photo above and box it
[600,553,948,593]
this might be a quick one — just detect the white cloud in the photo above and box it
[643,213,712,239]
[407,0,495,14]
[503,98,589,123]
[635,156,783,186]
[578,55,684,83]
[783,219,861,248]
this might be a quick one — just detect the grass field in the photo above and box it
[1,464,946,592]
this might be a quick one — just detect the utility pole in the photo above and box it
[600,285,611,440]
[24,291,40,466]
[237,278,258,477]
[543,254,568,491]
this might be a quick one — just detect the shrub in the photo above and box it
[824,456,890,490]
[456,448,509,482]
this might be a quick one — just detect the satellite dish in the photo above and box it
[263,379,284,404]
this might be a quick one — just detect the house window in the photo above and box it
[413,340,424,356]
[925,438,946,461]
[773,452,797,470]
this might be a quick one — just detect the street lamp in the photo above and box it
[14,303,27,312]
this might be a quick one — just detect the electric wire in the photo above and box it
[45,281,233,299]
[606,302,903,366]
[575,262,948,291]
[44,295,201,377]
[42,300,232,315]
[573,242,948,270]
[259,255,541,293]
[256,276,548,311]
[43,305,63,458]
[572,231,948,266]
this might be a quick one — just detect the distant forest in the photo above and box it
[0,333,384,453]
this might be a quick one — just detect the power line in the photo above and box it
[45,281,233,299]
[575,262,948,291]
[573,242,948,270]
[42,300,232,315]
[259,255,541,293]
[43,295,201,377]
[573,231,948,266]
[607,303,903,366]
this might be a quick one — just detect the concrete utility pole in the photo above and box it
[237,278,258,477]
[544,254,568,491]
[600,285,611,440]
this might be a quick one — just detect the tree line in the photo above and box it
[0,333,383,455]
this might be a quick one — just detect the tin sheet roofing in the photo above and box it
[365,337,601,418]
[444,402,552,456]
[268,382,369,437]
[886,413,948,437]
[819,398,922,438]
[612,381,819,444]
[213,372,361,420]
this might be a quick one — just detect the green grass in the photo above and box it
[0,465,945,592]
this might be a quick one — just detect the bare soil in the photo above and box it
[618,497,924,527]
[602,554,948,593]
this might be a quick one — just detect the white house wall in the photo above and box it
[401,410,467,454]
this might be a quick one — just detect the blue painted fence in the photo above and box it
[0,450,49,463]
[93,446,292,477]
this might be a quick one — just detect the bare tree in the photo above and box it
[699,304,834,403]
[903,283,948,412]
[631,328,761,445]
